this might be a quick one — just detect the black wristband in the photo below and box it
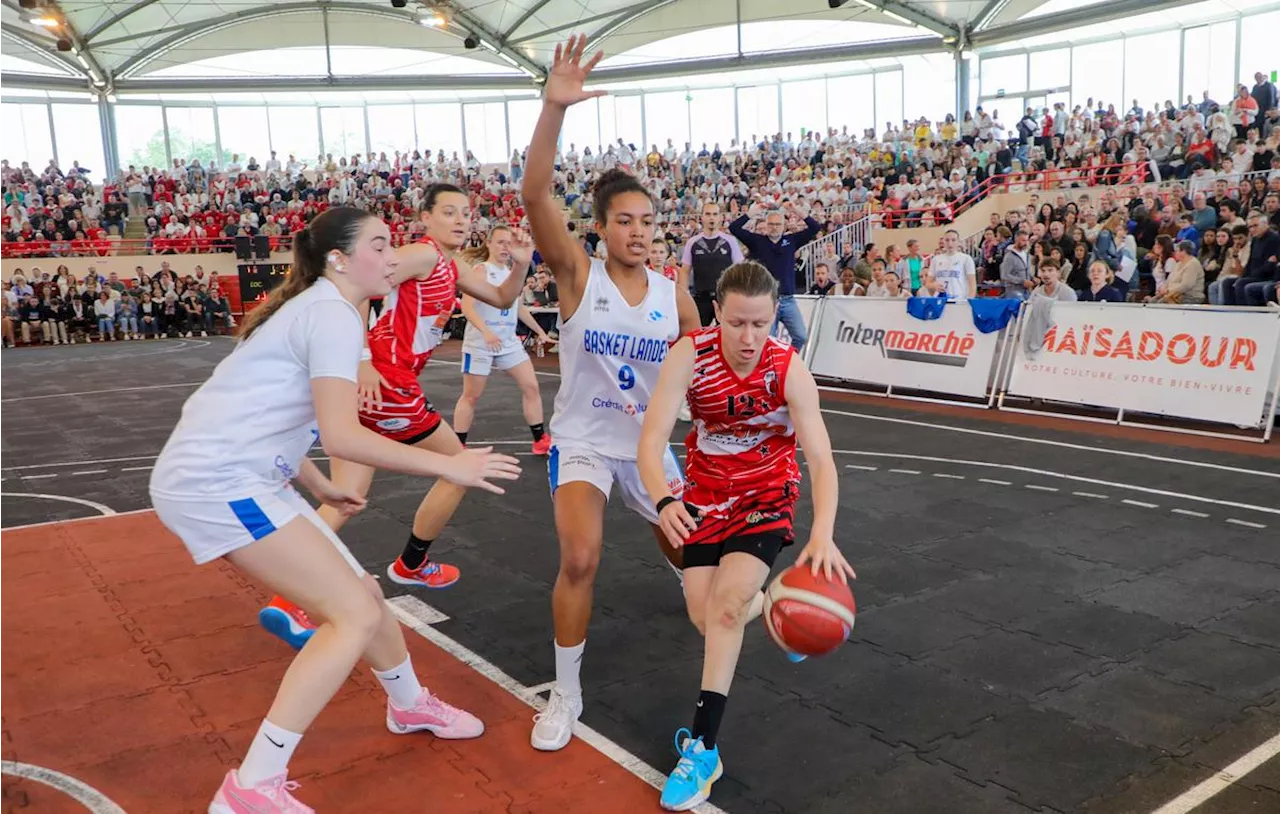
[655,496,680,515]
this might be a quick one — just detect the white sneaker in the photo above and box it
[531,688,582,751]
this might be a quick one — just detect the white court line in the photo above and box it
[0,492,117,516]
[1151,732,1280,814]
[889,468,922,475]
[1,761,126,814]
[2,454,164,472]
[1172,508,1210,518]
[844,464,879,471]
[1226,518,1267,529]
[933,473,965,480]
[1123,499,1160,509]
[22,473,58,480]
[70,469,108,476]
[1,507,152,532]
[1073,491,1109,499]
[1025,484,1059,492]
[387,596,729,814]
[831,451,1279,517]
[1,382,203,403]
[818,407,1280,480]
[979,478,1012,486]
[120,466,153,472]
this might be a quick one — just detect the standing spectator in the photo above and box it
[927,229,978,299]
[1252,71,1278,137]
[93,290,116,339]
[999,229,1034,299]
[728,201,821,350]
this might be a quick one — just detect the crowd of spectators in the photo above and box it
[1,261,235,347]
[3,71,1279,341]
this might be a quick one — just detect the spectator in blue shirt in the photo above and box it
[728,201,821,351]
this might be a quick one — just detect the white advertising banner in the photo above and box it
[808,298,1003,398]
[1007,304,1280,427]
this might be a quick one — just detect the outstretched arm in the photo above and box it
[522,36,604,302]
[457,232,533,309]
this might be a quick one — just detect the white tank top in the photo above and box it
[462,262,521,352]
[550,258,680,461]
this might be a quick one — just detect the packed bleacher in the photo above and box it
[3,73,1280,347]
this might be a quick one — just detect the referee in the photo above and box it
[680,202,744,326]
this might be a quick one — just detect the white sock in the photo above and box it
[239,719,302,787]
[554,640,585,697]
[373,654,425,710]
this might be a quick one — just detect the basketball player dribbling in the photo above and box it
[258,185,530,650]
[149,207,522,813]
[638,261,856,811]
[522,35,702,751]
[451,224,557,454]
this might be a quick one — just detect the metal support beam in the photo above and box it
[501,0,555,39]
[588,35,943,83]
[585,0,682,50]
[510,0,673,46]
[970,0,1195,48]
[439,1,546,77]
[971,0,1011,32]
[854,0,959,40]
[45,1,111,90]
[322,5,333,79]
[116,74,539,93]
[84,0,164,42]
[0,23,86,79]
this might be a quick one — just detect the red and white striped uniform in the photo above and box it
[358,236,458,442]
[682,326,800,546]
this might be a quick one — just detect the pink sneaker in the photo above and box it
[386,690,485,739]
[209,769,312,814]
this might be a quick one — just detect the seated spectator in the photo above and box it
[1149,240,1206,304]
[1078,260,1124,302]
[93,290,117,339]
[834,268,865,297]
[808,264,836,296]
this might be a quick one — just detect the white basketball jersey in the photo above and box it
[550,258,680,461]
[462,262,521,352]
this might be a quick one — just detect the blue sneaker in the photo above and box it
[660,728,723,811]
[258,597,316,650]
[786,652,808,663]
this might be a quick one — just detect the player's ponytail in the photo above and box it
[716,261,779,305]
[238,206,373,340]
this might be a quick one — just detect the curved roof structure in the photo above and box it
[1,0,1206,92]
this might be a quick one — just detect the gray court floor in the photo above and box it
[3,337,1279,814]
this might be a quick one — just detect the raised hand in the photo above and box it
[508,227,535,271]
[544,35,607,109]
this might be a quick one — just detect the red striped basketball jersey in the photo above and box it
[683,326,800,494]
[367,236,458,390]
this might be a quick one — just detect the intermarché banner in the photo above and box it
[1008,303,1280,427]
[808,298,1002,398]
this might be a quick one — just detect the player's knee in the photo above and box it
[331,589,384,642]
[710,585,757,630]
[558,545,600,585]
[362,573,385,601]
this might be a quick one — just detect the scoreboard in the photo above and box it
[238,263,291,312]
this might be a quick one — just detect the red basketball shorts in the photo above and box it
[357,379,442,444]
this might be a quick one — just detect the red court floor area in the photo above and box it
[1,512,661,813]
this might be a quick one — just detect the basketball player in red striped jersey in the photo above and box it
[638,261,856,811]
[259,186,530,650]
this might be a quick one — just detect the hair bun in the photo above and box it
[592,168,632,195]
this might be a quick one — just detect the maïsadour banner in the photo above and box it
[1007,303,1280,427]
[808,298,1002,398]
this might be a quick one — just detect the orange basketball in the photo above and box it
[762,565,856,657]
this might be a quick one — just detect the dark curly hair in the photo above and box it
[592,169,654,225]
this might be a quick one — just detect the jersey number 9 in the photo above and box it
[618,365,636,391]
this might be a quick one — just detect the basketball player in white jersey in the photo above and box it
[523,35,702,752]
[149,207,521,813]
[452,225,557,455]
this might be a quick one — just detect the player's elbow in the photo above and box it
[318,424,364,462]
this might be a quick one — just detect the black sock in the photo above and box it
[400,533,433,570]
[530,422,545,442]
[456,431,468,445]
[691,690,727,749]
